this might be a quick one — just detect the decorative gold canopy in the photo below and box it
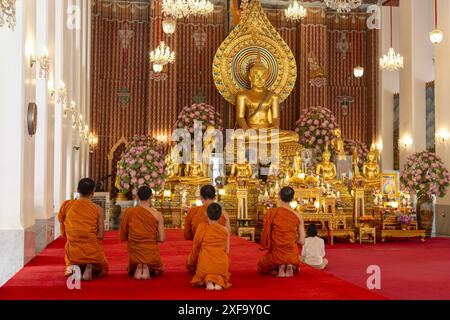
[212,0,297,105]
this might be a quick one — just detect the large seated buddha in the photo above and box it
[213,0,299,151]
[235,56,299,145]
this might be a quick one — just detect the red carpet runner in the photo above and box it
[0,230,384,300]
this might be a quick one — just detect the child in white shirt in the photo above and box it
[301,224,328,270]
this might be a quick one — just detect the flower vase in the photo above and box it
[117,192,128,202]
[417,198,434,237]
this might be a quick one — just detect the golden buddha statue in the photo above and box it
[228,149,253,183]
[352,146,361,177]
[181,147,210,185]
[235,55,299,145]
[331,128,346,157]
[316,145,337,182]
[293,151,303,175]
[166,148,184,181]
[362,149,380,182]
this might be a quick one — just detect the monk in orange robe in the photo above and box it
[185,185,230,273]
[191,203,231,290]
[184,185,230,241]
[58,178,109,281]
[258,186,305,277]
[120,186,165,280]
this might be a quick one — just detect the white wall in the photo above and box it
[379,5,400,171]
[398,0,434,167]
[435,0,450,207]
[0,0,91,286]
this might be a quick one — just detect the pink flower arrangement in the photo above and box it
[117,136,167,195]
[400,151,450,201]
[125,135,162,154]
[397,214,412,225]
[175,103,223,140]
[344,139,370,167]
[295,106,339,154]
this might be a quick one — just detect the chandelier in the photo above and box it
[380,48,403,71]
[0,0,16,30]
[150,41,175,73]
[285,1,307,22]
[162,0,214,19]
[324,0,362,14]
[380,0,404,71]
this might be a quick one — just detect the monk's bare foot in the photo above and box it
[214,284,223,291]
[286,264,294,277]
[206,281,215,291]
[142,265,151,280]
[82,264,93,281]
[277,265,286,277]
[134,264,143,280]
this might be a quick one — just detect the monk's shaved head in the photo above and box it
[279,186,295,203]
[137,186,152,201]
[200,185,216,200]
[207,203,222,221]
[78,178,96,197]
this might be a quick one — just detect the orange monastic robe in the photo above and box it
[58,199,109,277]
[184,205,227,241]
[257,207,301,274]
[190,223,231,289]
[120,206,163,275]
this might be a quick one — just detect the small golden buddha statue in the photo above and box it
[331,128,346,157]
[182,148,210,185]
[362,149,380,182]
[316,145,337,182]
[235,55,299,145]
[228,148,253,183]
[352,146,361,177]
[202,126,217,178]
[166,148,184,181]
[293,151,303,175]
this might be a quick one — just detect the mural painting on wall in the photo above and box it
[426,81,435,153]
[308,52,327,88]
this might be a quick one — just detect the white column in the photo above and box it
[379,5,400,171]
[435,0,450,208]
[34,0,55,221]
[398,0,434,167]
[53,0,66,213]
[0,0,37,285]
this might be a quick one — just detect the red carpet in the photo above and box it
[0,230,383,300]
[324,239,450,300]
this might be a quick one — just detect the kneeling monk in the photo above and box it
[185,185,230,273]
[191,203,231,290]
[184,185,230,241]
[58,178,109,281]
[120,186,165,280]
[258,186,305,277]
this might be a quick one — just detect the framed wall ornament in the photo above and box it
[27,102,38,136]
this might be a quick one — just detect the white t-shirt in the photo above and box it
[301,236,325,266]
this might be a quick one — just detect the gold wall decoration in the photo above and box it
[212,0,297,105]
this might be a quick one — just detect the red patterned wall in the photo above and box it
[90,2,150,182]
